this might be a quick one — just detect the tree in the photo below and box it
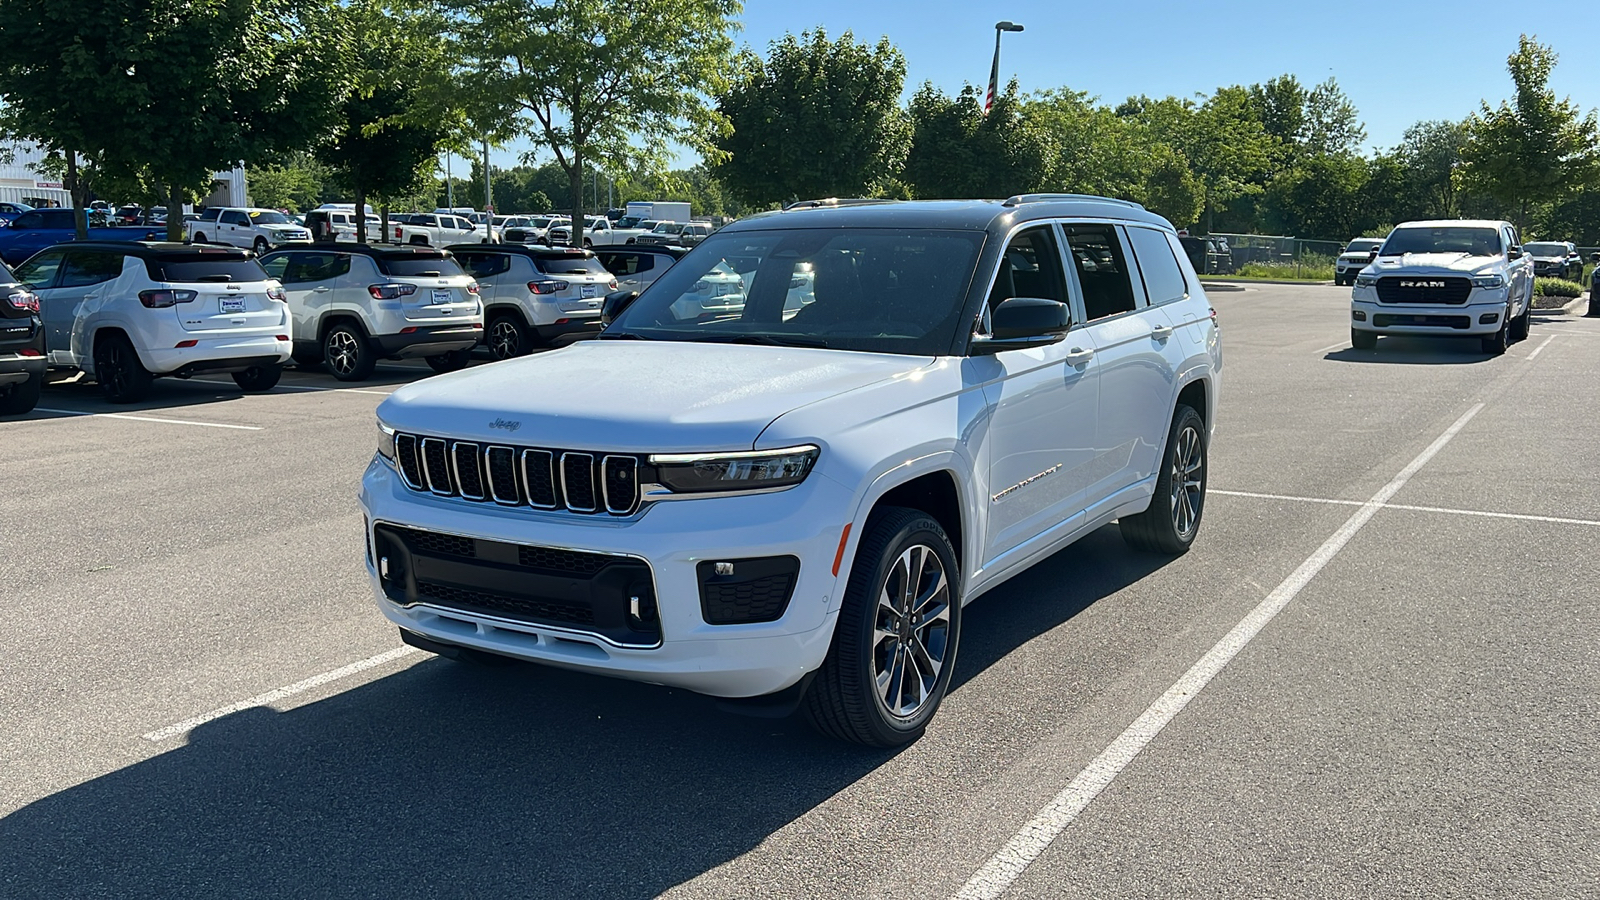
[903,82,1050,200]
[0,0,349,239]
[248,153,329,212]
[1457,35,1600,230]
[446,0,740,246]
[714,29,910,208]
[1389,120,1468,219]
[1121,89,1273,232]
[1263,153,1372,239]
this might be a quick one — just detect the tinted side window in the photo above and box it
[987,226,1068,308]
[1127,227,1189,305]
[221,211,249,226]
[379,255,465,277]
[260,254,291,281]
[13,250,66,289]
[11,211,44,229]
[597,252,653,276]
[277,252,350,284]
[41,210,75,229]
[59,251,126,288]
[1063,224,1138,321]
[455,252,509,278]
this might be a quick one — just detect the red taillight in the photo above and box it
[275,334,290,341]
[368,283,417,300]
[18,348,41,357]
[7,290,39,313]
[139,289,197,308]
[467,281,479,295]
[528,280,568,295]
[395,226,403,238]
[399,326,418,334]
[472,323,482,329]
[266,286,286,302]
[174,339,198,348]
[554,318,569,325]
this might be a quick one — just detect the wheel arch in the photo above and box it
[484,303,531,327]
[837,454,979,606]
[317,312,372,343]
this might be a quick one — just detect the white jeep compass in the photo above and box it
[1351,219,1534,354]
[361,196,1223,746]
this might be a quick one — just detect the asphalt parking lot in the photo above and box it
[3,284,1597,898]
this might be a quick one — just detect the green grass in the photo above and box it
[1231,261,1336,281]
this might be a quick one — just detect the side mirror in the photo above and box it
[970,297,1070,355]
[1507,245,1522,259]
[600,289,639,326]
[1590,252,1600,263]
[1368,248,1380,261]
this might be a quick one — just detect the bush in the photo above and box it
[1534,277,1584,298]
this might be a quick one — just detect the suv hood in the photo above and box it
[378,340,935,453]
[1370,253,1502,276]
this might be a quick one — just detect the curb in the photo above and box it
[1530,292,1590,317]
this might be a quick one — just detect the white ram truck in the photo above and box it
[392,213,484,247]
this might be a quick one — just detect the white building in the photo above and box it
[0,143,71,208]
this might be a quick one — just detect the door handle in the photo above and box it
[1065,347,1095,366]
[313,286,330,293]
[1151,324,1174,340]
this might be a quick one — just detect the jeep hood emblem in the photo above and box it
[489,418,521,432]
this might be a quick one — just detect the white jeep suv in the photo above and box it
[360,196,1222,747]
[446,244,618,360]
[12,241,292,401]
[1351,219,1534,354]
[258,245,483,380]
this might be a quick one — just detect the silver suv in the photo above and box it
[446,244,618,359]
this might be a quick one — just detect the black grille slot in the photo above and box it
[518,545,616,576]
[416,581,596,626]
[697,557,800,625]
[603,456,638,514]
[421,438,454,494]
[391,526,476,558]
[453,442,485,500]
[395,434,423,489]
[522,449,557,508]
[486,446,519,504]
[562,453,598,513]
[1376,276,1472,305]
[1372,314,1472,329]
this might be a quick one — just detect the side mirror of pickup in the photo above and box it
[600,289,640,326]
[1507,245,1522,259]
[970,297,1071,355]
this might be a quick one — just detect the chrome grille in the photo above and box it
[393,433,638,516]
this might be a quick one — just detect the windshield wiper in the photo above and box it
[688,334,830,349]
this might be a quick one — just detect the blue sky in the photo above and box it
[467,0,1600,174]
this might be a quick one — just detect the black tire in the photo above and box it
[486,313,535,360]
[409,236,429,246]
[1509,305,1530,341]
[94,333,153,403]
[252,237,269,255]
[803,507,961,748]
[1334,273,1345,287]
[1120,404,1207,554]
[232,363,282,392]
[192,233,207,244]
[0,368,42,414]
[323,322,375,381]
[583,238,593,249]
[425,349,472,374]
[1351,328,1377,350]
[1481,309,1510,355]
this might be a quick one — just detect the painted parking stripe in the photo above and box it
[142,646,420,742]
[1525,335,1556,361]
[1212,489,1600,528]
[1312,341,1347,355]
[953,403,1483,900]
[31,408,262,431]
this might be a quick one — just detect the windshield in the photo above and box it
[654,223,685,234]
[151,256,270,283]
[249,211,293,225]
[379,254,466,277]
[535,255,610,277]
[1523,242,1567,257]
[616,216,645,228]
[1345,239,1383,253]
[1380,227,1502,257]
[606,228,983,355]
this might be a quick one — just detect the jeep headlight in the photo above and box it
[377,420,397,461]
[1472,274,1505,289]
[1355,273,1378,287]
[648,445,819,494]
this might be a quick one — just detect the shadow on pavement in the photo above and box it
[0,524,1170,899]
[1324,334,1500,365]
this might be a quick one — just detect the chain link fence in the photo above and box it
[1187,233,1344,281]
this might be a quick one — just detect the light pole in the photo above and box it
[986,20,1024,114]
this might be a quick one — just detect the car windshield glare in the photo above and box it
[250,211,292,225]
[1380,227,1503,257]
[605,228,984,355]
[1346,239,1383,253]
[1523,242,1566,256]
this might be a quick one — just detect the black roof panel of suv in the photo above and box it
[52,241,254,260]
[259,243,451,260]
[443,243,597,260]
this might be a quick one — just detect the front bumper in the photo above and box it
[141,334,292,375]
[1351,286,1508,336]
[359,455,851,697]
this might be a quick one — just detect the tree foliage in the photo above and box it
[445,0,740,245]
[903,82,1049,200]
[715,29,910,208]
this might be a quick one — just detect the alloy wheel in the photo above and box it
[488,320,521,360]
[872,544,952,719]
[326,330,359,376]
[100,343,128,395]
[1169,423,1204,540]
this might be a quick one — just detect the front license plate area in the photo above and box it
[431,289,451,305]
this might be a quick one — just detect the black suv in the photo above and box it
[0,258,45,414]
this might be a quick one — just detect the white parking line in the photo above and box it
[1212,489,1600,528]
[953,403,1484,900]
[188,378,394,396]
[1525,335,1556,361]
[32,408,262,431]
[142,646,420,742]
[1312,341,1347,355]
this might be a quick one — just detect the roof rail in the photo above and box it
[781,198,898,211]
[1000,193,1145,210]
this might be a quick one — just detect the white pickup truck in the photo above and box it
[186,208,311,254]
[545,216,651,248]
[392,213,485,246]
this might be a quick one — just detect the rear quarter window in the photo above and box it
[1126,227,1189,305]
[147,256,270,283]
